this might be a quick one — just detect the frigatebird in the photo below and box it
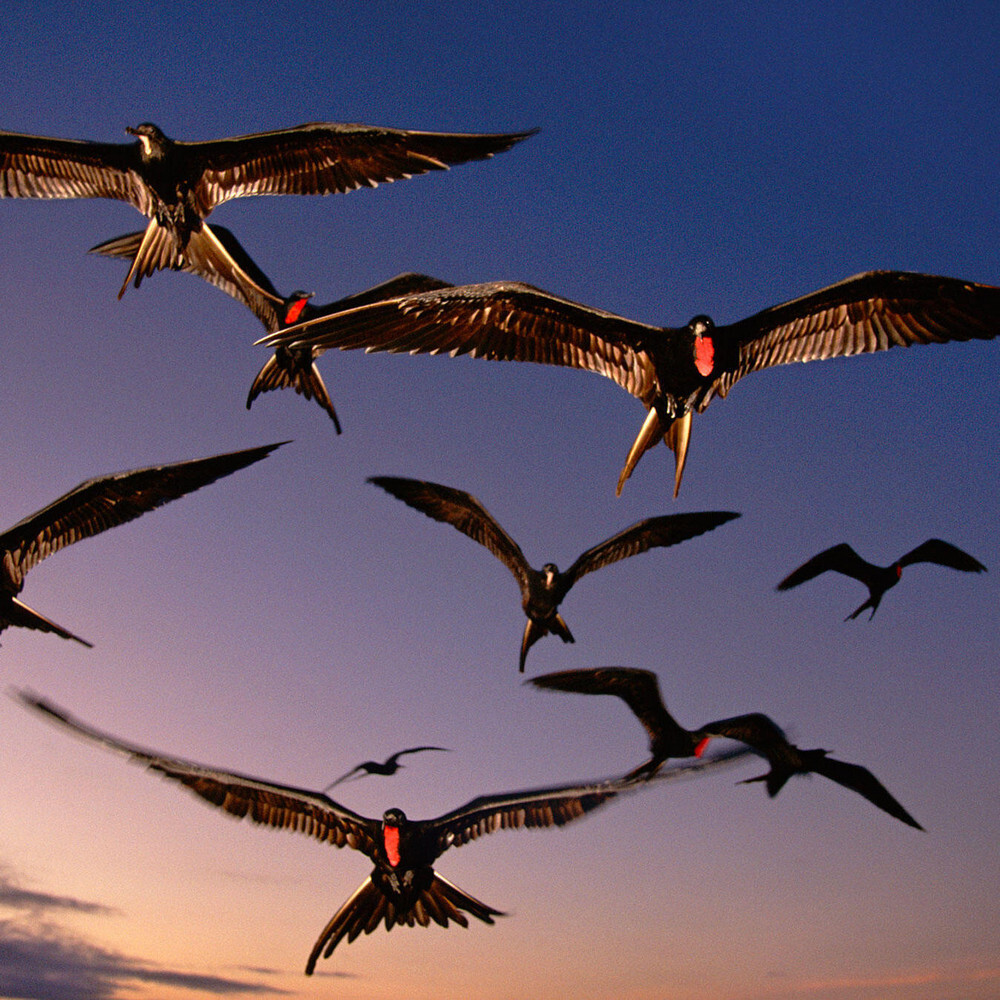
[0,120,534,298]
[369,475,739,671]
[0,441,284,647]
[15,691,742,973]
[259,270,1000,496]
[92,224,451,430]
[530,667,923,829]
[777,538,987,620]
[324,746,450,790]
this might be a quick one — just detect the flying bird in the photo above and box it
[259,271,1000,496]
[777,539,987,620]
[0,120,535,298]
[324,746,450,790]
[369,475,739,671]
[92,223,452,430]
[0,441,285,647]
[15,692,742,973]
[530,666,923,829]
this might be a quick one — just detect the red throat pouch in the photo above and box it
[383,826,401,867]
[694,336,715,377]
[284,298,309,324]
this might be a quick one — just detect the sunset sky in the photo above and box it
[1,2,998,999]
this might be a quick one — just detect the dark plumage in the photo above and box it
[530,666,923,829]
[16,692,741,973]
[777,539,987,620]
[0,441,284,647]
[0,120,534,297]
[260,271,1000,496]
[92,224,452,430]
[324,746,450,790]
[369,476,739,671]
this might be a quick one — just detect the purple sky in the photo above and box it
[1,2,998,998]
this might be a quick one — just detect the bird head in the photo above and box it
[382,808,407,827]
[541,563,559,587]
[283,291,315,325]
[126,123,169,157]
[687,315,716,377]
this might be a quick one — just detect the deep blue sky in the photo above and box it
[1,3,997,998]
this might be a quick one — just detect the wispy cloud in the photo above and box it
[0,863,290,998]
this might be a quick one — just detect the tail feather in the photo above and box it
[306,870,503,975]
[246,352,342,432]
[117,219,178,297]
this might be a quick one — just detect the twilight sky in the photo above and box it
[1,2,998,999]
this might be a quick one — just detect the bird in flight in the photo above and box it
[530,666,923,829]
[259,270,1000,497]
[777,538,987,620]
[92,223,452,430]
[0,120,534,298]
[16,691,741,973]
[369,475,739,671]
[0,441,284,647]
[324,746,450,790]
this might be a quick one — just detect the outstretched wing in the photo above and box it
[426,751,749,859]
[530,667,680,746]
[17,692,380,856]
[259,281,663,404]
[564,511,740,587]
[776,543,872,590]
[811,755,924,830]
[0,128,145,206]
[0,442,284,585]
[706,270,1000,407]
[180,123,537,215]
[898,538,987,573]
[369,476,532,593]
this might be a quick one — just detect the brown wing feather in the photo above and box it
[17,692,380,856]
[368,476,532,593]
[262,281,663,404]
[706,270,1000,406]
[564,511,740,586]
[183,123,537,215]
[0,442,282,581]
[0,129,146,207]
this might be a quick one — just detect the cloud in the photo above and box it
[0,863,290,998]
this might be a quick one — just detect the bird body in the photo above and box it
[16,693,738,973]
[260,270,1000,495]
[92,221,454,428]
[777,538,987,619]
[369,475,739,670]
[0,441,284,646]
[530,667,922,828]
[0,120,535,297]
[325,746,450,790]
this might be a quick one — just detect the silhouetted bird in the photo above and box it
[92,224,452,430]
[16,692,741,973]
[260,271,1000,496]
[0,120,534,297]
[369,476,739,671]
[777,539,987,620]
[0,441,284,647]
[530,666,922,829]
[324,746,450,790]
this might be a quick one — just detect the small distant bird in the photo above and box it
[530,666,923,829]
[260,271,1000,496]
[324,746,450,790]
[0,120,535,298]
[15,692,741,973]
[369,476,739,671]
[777,539,987,620]
[0,441,284,647]
[92,224,452,430]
